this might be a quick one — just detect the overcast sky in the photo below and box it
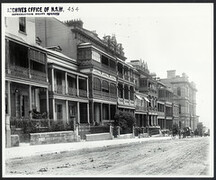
[56,3,213,128]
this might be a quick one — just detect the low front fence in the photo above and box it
[30,130,80,145]
[10,118,75,133]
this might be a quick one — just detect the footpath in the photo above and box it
[4,136,172,160]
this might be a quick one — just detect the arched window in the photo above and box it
[102,80,109,93]
[93,77,101,90]
[130,86,134,100]
[124,85,129,99]
[118,83,123,98]
[110,83,117,95]
[177,87,181,96]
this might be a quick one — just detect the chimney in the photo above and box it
[167,70,176,79]
[65,19,83,28]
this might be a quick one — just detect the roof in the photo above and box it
[5,32,47,52]
[46,49,77,63]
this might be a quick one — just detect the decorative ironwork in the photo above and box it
[31,69,46,82]
[79,89,87,97]
[68,87,77,96]
[9,65,29,78]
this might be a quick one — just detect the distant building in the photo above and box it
[160,70,199,130]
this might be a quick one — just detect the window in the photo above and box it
[92,51,100,62]
[102,80,109,93]
[130,86,134,100]
[19,17,26,33]
[110,83,116,95]
[118,83,123,98]
[179,104,181,114]
[93,77,101,90]
[124,85,129,99]
[177,87,181,96]
[101,55,109,66]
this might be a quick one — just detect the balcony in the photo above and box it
[68,87,77,96]
[79,89,87,97]
[101,64,110,72]
[55,85,65,94]
[8,65,29,78]
[124,99,130,105]
[110,93,117,100]
[118,73,123,79]
[31,69,46,82]
[124,75,129,81]
[102,91,110,98]
[6,65,47,83]
[118,98,135,106]
[157,111,165,117]
[135,105,147,111]
[118,98,124,104]
[93,90,116,101]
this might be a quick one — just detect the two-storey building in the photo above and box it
[129,59,160,134]
[5,17,49,145]
[35,18,136,127]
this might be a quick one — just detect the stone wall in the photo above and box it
[117,134,133,139]
[30,131,80,145]
[86,133,113,141]
[11,135,19,147]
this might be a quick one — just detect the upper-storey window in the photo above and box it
[177,87,181,96]
[93,77,101,90]
[102,80,109,93]
[92,51,100,62]
[19,17,26,33]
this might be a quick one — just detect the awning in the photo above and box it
[135,95,142,100]
[143,97,150,102]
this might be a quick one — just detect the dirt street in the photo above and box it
[5,137,210,177]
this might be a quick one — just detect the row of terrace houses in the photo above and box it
[4,17,198,144]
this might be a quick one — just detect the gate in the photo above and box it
[78,124,90,140]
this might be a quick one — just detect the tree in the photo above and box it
[114,111,136,134]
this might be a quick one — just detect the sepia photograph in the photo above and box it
[1,2,213,178]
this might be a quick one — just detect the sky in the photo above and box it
[55,3,213,129]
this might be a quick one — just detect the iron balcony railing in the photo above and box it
[118,73,123,79]
[79,89,87,97]
[93,90,117,100]
[6,65,47,82]
[135,105,148,111]
[31,69,46,82]
[55,85,66,94]
[68,87,77,96]
[8,65,29,78]
[124,75,129,81]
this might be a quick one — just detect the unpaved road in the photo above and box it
[5,137,210,177]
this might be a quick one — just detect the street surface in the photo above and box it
[5,137,210,177]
